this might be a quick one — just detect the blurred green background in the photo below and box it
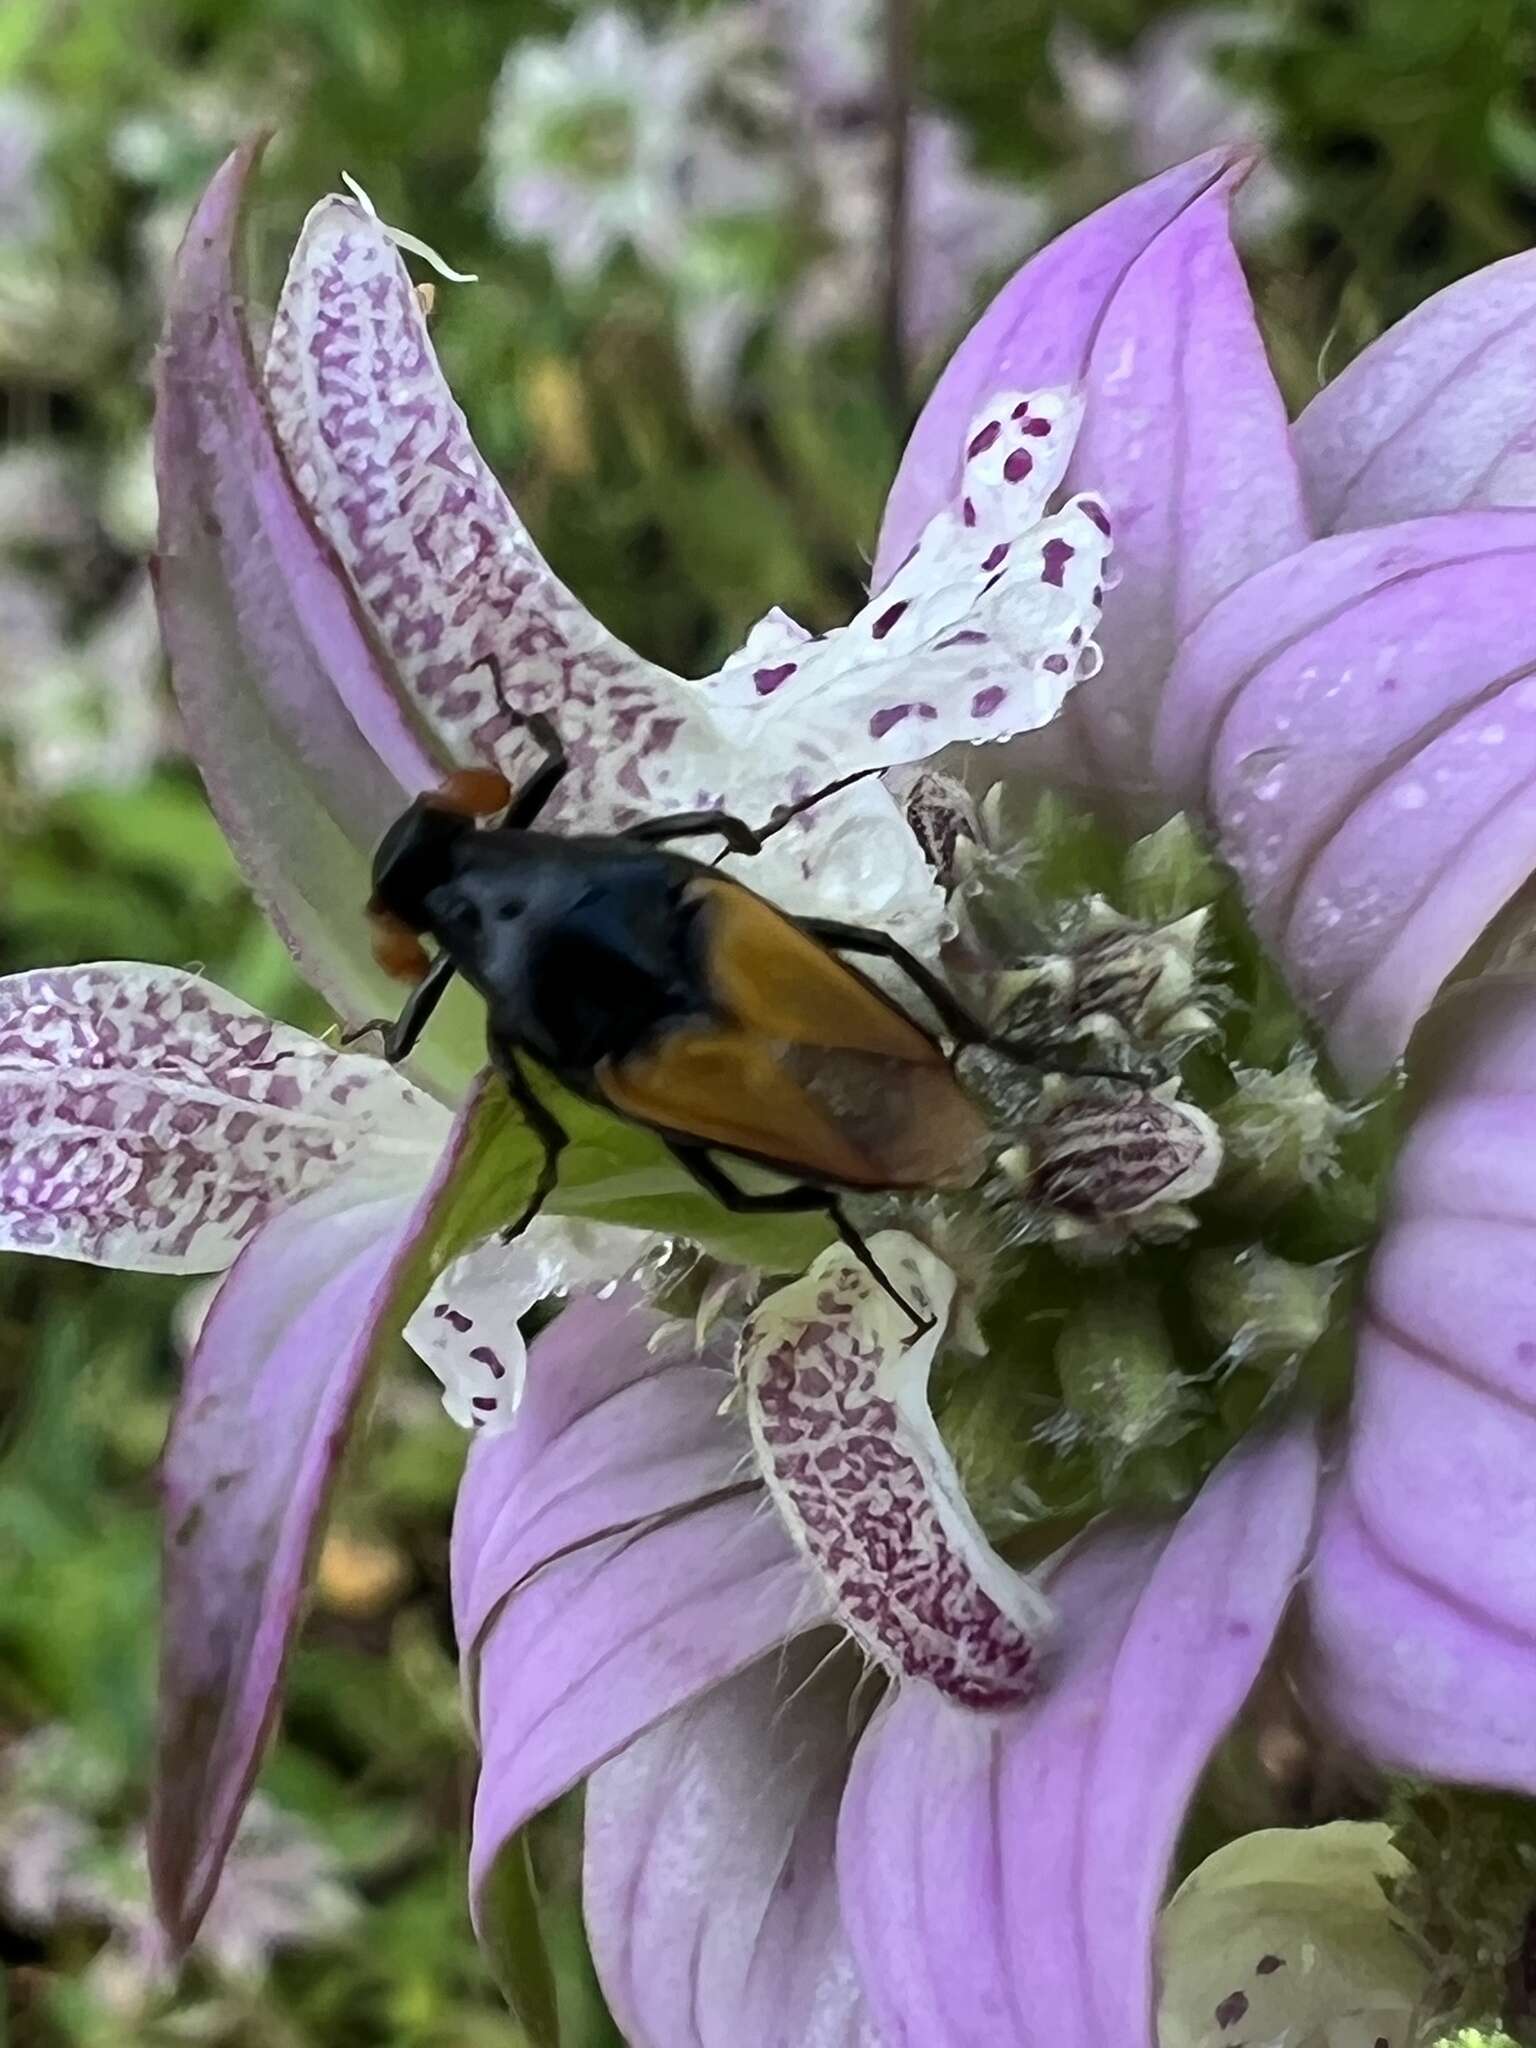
[0,0,1533,2039]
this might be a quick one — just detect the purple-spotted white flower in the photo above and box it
[485,8,771,286]
[8,133,1536,2044]
[484,1,1043,388]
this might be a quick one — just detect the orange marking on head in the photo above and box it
[368,907,431,984]
[427,767,514,819]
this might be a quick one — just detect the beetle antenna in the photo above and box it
[755,765,886,844]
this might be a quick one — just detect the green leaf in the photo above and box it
[478,1832,561,2048]
[538,1072,833,1272]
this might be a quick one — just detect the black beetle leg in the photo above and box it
[340,950,458,1062]
[798,918,1164,1084]
[668,1143,934,1339]
[464,655,570,827]
[794,916,996,1048]
[622,810,764,856]
[495,1053,570,1245]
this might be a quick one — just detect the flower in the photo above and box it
[762,0,1045,357]
[0,130,1111,1967]
[0,1724,357,2014]
[9,133,1536,2039]
[455,147,1536,2042]
[484,9,771,284]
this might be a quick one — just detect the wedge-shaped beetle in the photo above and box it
[358,679,1035,1329]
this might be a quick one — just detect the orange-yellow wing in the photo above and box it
[600,1025,881,1186]
[598,881,992,1190]
[688,875,944,1064]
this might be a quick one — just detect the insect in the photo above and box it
[355,678,1041,1332]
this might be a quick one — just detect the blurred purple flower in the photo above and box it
[0,1725,357,2005]
[1054,9,1296,242]
[0,88,51,248]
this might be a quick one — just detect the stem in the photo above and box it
[880,0,916,425]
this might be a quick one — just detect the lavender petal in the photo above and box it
[583,1645,879,2048]
[457,1302,826,1939]
[1296,251,1536,532]
[1307,977,1536,1789]
[838,1425,1319,2047]
[153,1083,505,1950]
[1153,509,1536,1085]
[1056,162,1307,809]
[152,1184,414,1952]
[872,149,1242,585]
[155,143,443,1029]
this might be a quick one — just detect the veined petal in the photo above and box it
[1055,162,1307,809]
[709,390,1109,767]
[456,1295,826,1935]
[874,149,1241,581]
[468,1499,820,1932]
[838,1425,1319,2048]
[583,1644,879,2048]
[404,1214,653,1436]
[153,1078,530,1952]
[1308,978,1536,1789]
[1296,251,1536,532]
[451,1291,750,1660]
[742,1233,1051,1709]
[155,143,444,1031]
[1153,510,1536,1086]
[153,1182,414,1952]
[453,1292,672,1635]
[264,191,685,821]
[0,964,444,1273]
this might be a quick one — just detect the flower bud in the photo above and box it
[1120,812,1221,923]
[1433,2033,1520,2048]
[1216,1058,1351,1207]
[992,903,1213,1053]
[1054,1280,1182,1452]
[1190,1246,1338,1366]
[902,768,980,887]
[997,1079,1222,1240]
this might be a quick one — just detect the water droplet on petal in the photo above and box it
[1392,781,1428,811]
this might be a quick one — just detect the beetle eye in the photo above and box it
[496,898,523,922]
[427,767,513,820]
[367,907,430,984]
